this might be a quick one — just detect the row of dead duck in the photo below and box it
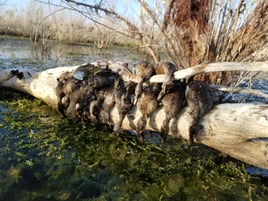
[56,61,218,144]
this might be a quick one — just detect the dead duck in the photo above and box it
[134,61,155,104]
[72,63,105,81]
[159,80,186,143]
[74,65,115,121]
[113,74,136,135]
[134,61,161,143]
[155,61,177,101]
[155,61,177,76]
[56,64,115,120]
[136,82,161,144]
[96,85,115,125]
[135,61,155,80]
[73,63,115,88]
[186,78,217,144]
[155,62,185,143]
[56,64,98,118]
[87,83,116,125]
[56,72,81,117]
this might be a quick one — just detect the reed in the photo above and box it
[161,0,267,84]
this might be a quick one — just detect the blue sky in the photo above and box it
[3,0,30,8]
[1,0,150,27]
[2,0,141,16]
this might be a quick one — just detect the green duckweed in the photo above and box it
[0,91,267,201]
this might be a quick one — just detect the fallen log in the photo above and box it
[0,62,268,170]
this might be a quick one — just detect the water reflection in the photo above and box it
[0,35,142,71]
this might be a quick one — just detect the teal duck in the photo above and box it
[95,85,115,125]
[136,82,161,144]
[134,61,155,104]
[159,80,186,143]
[156,62,186,143]
[56,72,81,117]
[155,61,177,101]
[75,65,115,121]
[56,64,115,120]
[113,74,136,135]
[186,78,217,144]
[134,61,160,144]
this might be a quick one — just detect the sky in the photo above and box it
[0,0,161,28]
[1,0,141,15]
[2,0,28,10]
[1,0,162,20]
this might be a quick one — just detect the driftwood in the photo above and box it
[0,62,268,170]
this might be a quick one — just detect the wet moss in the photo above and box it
[0,92,267,201]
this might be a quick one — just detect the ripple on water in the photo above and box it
[247,167,268,177]
[0,105,9,137]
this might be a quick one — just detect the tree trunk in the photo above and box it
[1,63,268,169]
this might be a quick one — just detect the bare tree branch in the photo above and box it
[62,0,161,63]
[150,62,268,82]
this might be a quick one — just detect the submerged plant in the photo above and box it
[0,92,267,200]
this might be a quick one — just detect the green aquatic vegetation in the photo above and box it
[0,93,268,201]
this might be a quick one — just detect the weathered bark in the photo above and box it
[0,66,79,107]
[0,62,268,169]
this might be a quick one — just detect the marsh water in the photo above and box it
[0,36,268,201]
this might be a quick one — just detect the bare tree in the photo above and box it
[38,0,162,62]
